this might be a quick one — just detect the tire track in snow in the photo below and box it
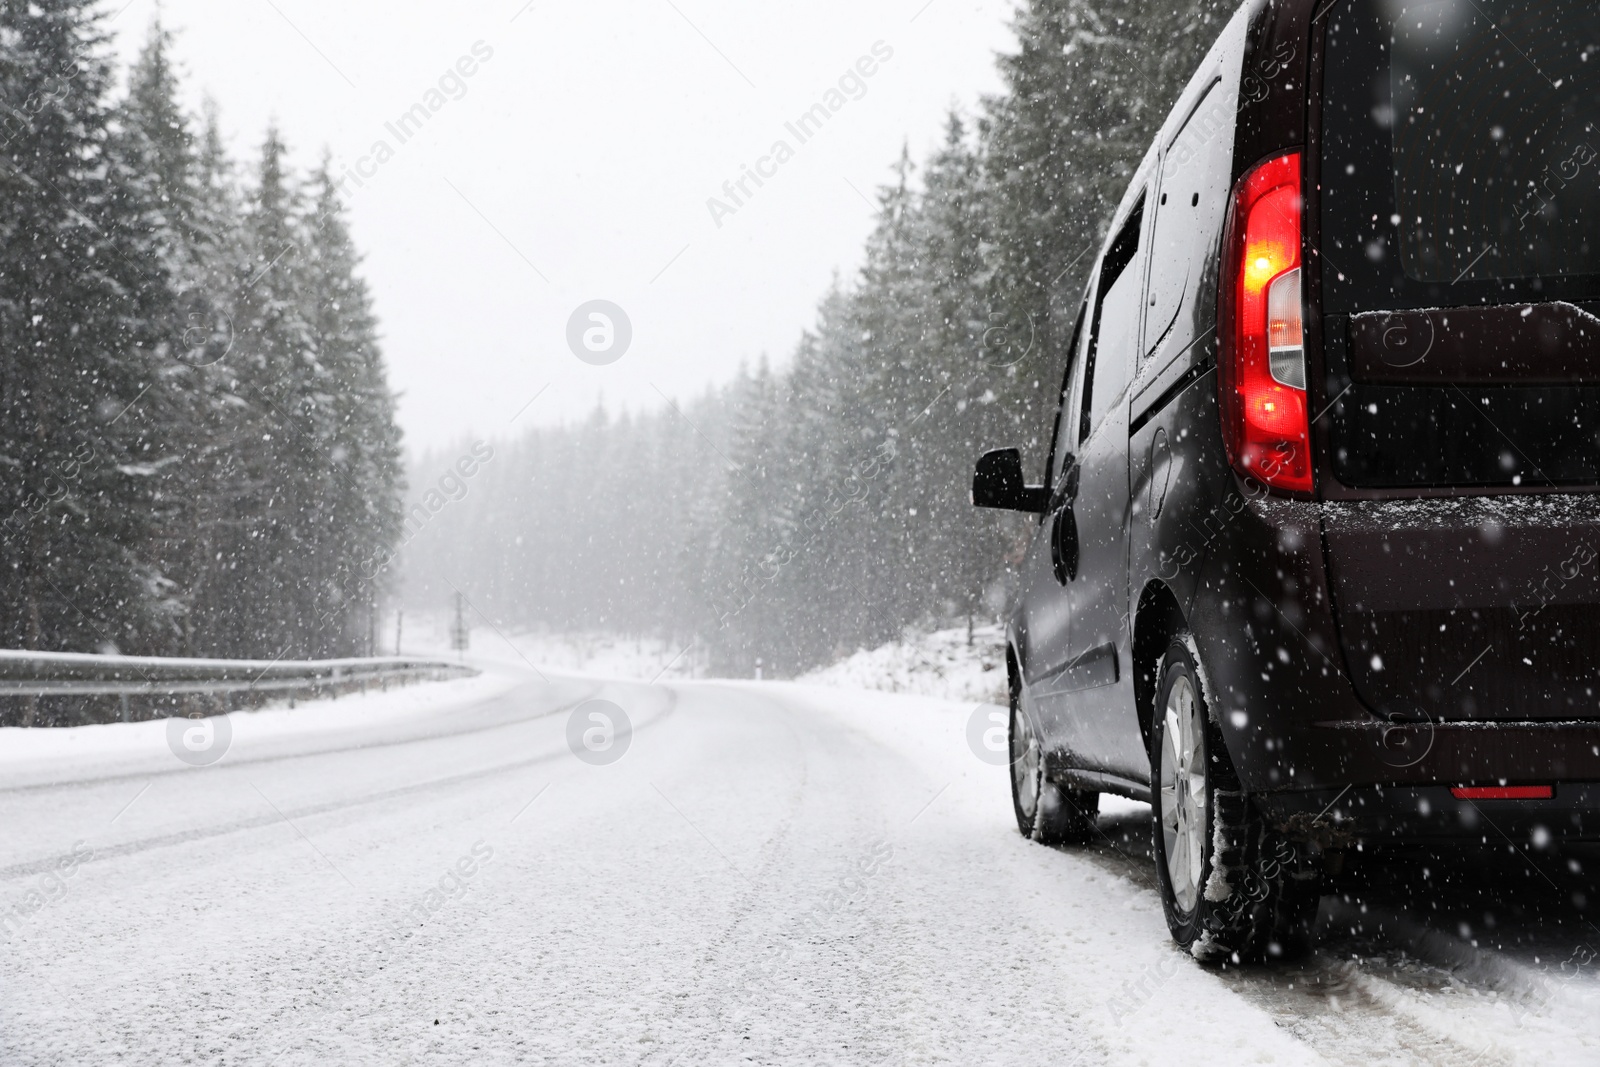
[1074,809,1534,1065]
[0,675,597,796]
[0,683,681,882]
[631,686,818,1065]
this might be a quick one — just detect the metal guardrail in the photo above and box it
[0,650,476,697]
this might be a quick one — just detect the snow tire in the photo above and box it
[1150,636,1321,963]
[1009,674,1098,845]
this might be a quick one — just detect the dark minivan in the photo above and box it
[974,0,1600,961]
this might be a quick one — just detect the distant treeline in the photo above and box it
[400,0,1229,676]
[0,0,404,698]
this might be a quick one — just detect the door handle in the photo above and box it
[1051,505,1079,584]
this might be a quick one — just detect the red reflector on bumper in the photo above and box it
[1450,786,1553,800]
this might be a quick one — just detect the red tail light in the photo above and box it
[1218,152,1310,493]
[1451,785,1553,800]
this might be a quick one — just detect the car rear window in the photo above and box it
[1320,0,1600,311]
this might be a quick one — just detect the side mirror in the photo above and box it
[972,448,1048,513]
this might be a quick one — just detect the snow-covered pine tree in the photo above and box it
[304,161,403,656]
[0,0,180,681]
[218,125,323,656]
[0,6,413,701]
[109,19,240,658]
[716,355,790,671]
[910,112,1004,630]
[770,320,847,668]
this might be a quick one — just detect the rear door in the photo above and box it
[1317,0,1600,722]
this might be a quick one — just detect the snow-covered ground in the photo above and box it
[5,649,1600,1064]
[796,623,1008,705]
[0,666,525,791]
[399,613,702,683]
[403,610,1004,703]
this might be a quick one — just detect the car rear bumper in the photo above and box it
[1254,717,1600,845]
[1186,481,1600,807]
[1255,777,1600,845]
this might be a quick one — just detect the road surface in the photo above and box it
[3,659,1600,1065]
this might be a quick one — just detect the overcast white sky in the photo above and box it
[105,0,1020,452]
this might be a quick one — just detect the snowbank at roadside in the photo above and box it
[401,613,1003,701]
[797,624,1008,705]
[0,665,524,786]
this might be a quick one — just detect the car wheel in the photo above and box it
[1150,636,1320,962]
[1010,686,1098,845]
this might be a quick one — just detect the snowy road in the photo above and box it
[5,661,1600,1065]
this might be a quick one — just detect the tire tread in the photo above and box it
[1153,636,1320,963]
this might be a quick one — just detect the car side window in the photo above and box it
[1045,300,1090,492]
[1079,194,1147,444]
[1144,81,1221,360]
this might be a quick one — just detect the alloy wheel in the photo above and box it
[1011,700,1040,824]
[1159,674,1207,913]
